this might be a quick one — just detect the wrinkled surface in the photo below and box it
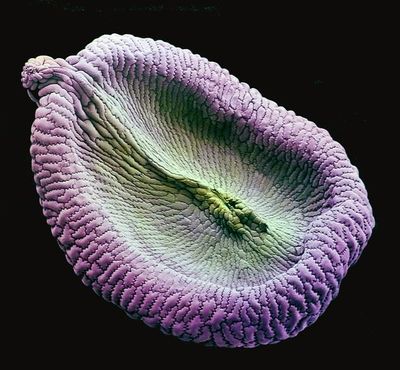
[22,34,374,347]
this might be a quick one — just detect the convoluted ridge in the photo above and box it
[22,34,374,347]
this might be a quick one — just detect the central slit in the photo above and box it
[78,85,308,288]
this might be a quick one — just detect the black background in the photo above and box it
[8,0,392,366]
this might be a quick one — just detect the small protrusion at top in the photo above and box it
[21,55,60,90]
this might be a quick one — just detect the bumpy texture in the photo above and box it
[22,34,374,347]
